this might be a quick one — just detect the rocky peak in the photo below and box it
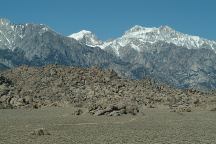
[124,25,157,35]
[0,20,52,51]
[0,18,11,26]
[69,30,103,47]
[102,25,216,55]
[126,25,144,33]
[159,25,174,32]
[69,30,93,40]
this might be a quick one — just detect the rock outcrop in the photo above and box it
[0,65,215,115]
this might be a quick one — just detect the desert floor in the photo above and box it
[0,107,216,144]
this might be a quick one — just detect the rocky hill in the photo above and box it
[0,65,215,115]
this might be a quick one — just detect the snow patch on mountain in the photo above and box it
[0,19,55,51]
[121,25,216,50]
[0,18,10,26]
[69,30,91,40]
[100,25,216,55]
[69,25,216,56]
[68,30,103,47]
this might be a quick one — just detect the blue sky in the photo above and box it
[1,0,215,40]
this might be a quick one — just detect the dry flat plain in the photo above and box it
[0,107,216,144]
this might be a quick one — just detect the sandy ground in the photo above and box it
[0,107,216,144]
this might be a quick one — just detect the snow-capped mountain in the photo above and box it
[2,18,216,90]
[69,25,216,56]
[69,30,103,47]
[0,18,124,71]
[68,25,216,90]
[0,18,52,51]
[122,25,216,49]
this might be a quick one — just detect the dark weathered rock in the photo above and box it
[170,105,192,113]
[210,107,216,111]
[30,128,50,136]
[108,111,122,116]
[72,109,83,116]
[94,110,106,116]
[125,104,139,115]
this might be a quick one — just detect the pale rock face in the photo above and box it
[0,19,122,73]
[0,18,52,51]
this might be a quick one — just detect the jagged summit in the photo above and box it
[69,30,93,40]
[126,25,177,34]
[102,25,216,55]
[1,19,216,90]
[125,25,158,34]
[69,25,216,56]
[0,19,56,51]
[120,25,175,36]
[159,25,174,31]
[68,30,103,47]
[0,18,11,26]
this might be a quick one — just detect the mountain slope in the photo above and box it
[0,18,127,74]
[1,18,216,90]
[70,25,216,56]
[69,25,216,90]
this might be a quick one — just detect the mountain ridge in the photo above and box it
[69,25,216,56]
[1,19,216,90]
